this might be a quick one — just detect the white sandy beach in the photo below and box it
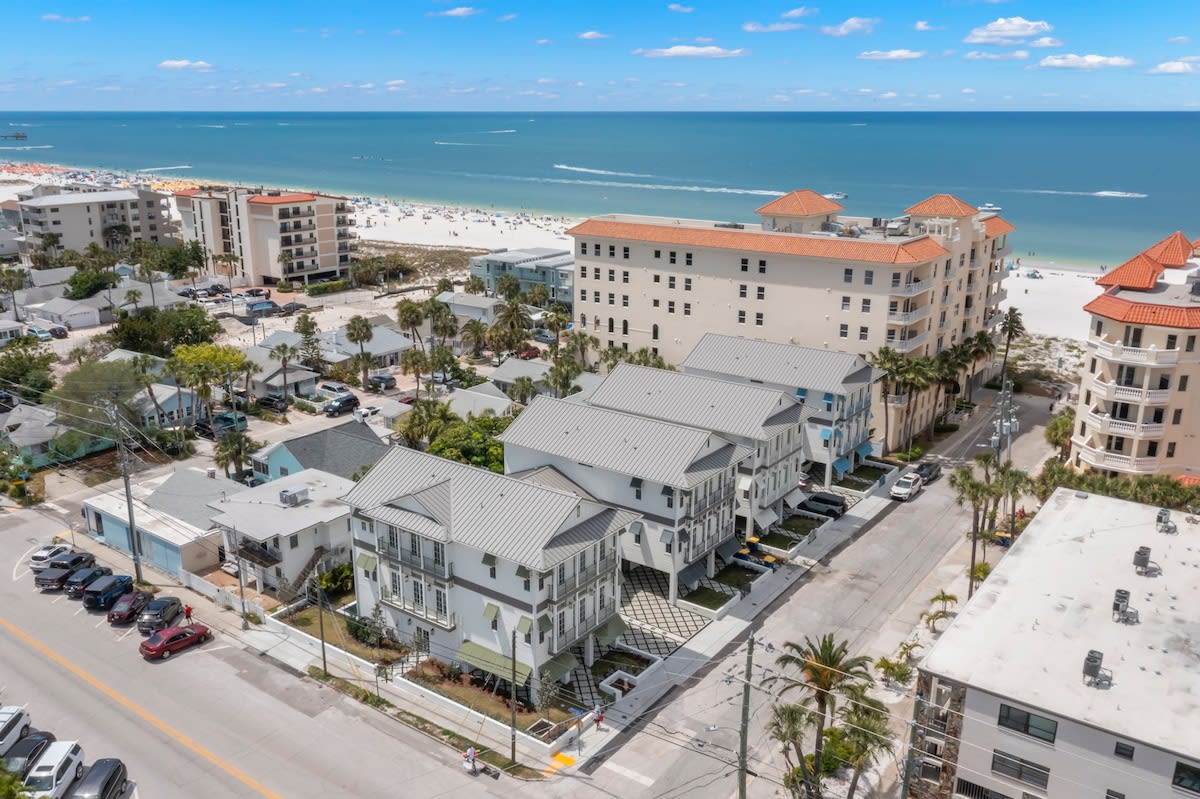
[1,163,1107,343]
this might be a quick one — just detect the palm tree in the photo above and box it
[839,687,894,799]
[400,347,429,402]
[463,275,486,295]
[494,298,533,352]
[899,356,935,451]
[525,283,550,308]
[184,360,218,424]
[995,460,1032,540]
[0,767,34,798]
[129,353,168,429]
[294,313,325,374]
[459,318,490,357]
[769,634,874,799]
[967,330,996,402]
[124,289,142,312]
[213,431,263,478]
[40,231,62,258]
[541,305,569,358]
[0,268,26,323]
[344,314,374,387]
[926,346,970,442]
[929,590,959,614]
[495,273,521,301]
[509,375,538,404]
[998,307,1026,388]
[546,358,582,398]
[395,298,427,354]
[767,703,821,799]
[599,345,629,373]
[398,400,460,448]
[426,300,458,348]
[135,261,159,307]
[165,355,190,443]
[869,347,907,455]
[562,329,600,370]
[949,465,992,598]
[269,343,300,403]
[102,223,132,252]
[240,359,261,399]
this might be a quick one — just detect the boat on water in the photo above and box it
[978,202,1002,213]
[822,192,848,201]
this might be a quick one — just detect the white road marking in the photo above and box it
[203,645,230,653]
[51,594,64,604]
[41,502,67,513]
[95,618,107,628]
[118,627,137,641]
[12,543,39,581]
[603,761,656,787]
[74,605,86,616]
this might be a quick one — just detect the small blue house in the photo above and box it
[251,419,391,483]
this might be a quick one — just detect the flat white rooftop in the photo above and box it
[923,488,1200,757]
[21,189,141,208]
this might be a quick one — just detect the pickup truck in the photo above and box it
[35,567,80,591]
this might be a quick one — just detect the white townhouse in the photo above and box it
[208,470,355,593]
[342,447,640,696]
[681,333,881,487]
[586,363,815,533]
[499,396,751,603]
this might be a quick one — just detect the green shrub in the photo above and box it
[347,617,372,643]
[305,279,350,297]
[276,280,294,293]
[319,562,354,594]
[293,400,316,414]
[934,423,960,434]
[243,612,262,625]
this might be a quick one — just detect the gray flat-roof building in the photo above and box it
[469,247,574,309]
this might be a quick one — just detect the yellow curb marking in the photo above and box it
[542,751,576,777]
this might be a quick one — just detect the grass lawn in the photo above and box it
[781,515,823,536]
[834,474,871,489]
[590,649,653,685]
[852,464,890,481]
[713,562,760,590]
[407,659,575,733]
[682,586,733,610]
[285,604,408,664]
[760,531,798,550]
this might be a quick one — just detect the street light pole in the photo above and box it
[313,564,328,677]
[234,527,248,631]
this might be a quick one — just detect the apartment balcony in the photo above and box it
[1090,380,1172,405]
[1084,410,1166,438]
[887,305,933,325]
[988,267,1005,284]
[379,591,457,630]
[336,230,357,240]
[888,332,930,353]
[1093,339,1180,365]
[278,208,315,220]
[549,609,610,655]
[278,221,316,234]
[889,280,933,298]
[337,242,358,254]
[968,257,985,271]
[988,288,1008,305]
[985,312,1002,329]
[1073,437,1162,474]
[551,553,618,601]
[237,539,282,568]
[336,216,357,226]
[335,203,349,213]
[941,267,957,281]
[378,540,454,580]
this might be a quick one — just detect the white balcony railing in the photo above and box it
[1084,411,1166,438]
[1072,438,1162,474]
[889,280,934,298]
[1093,339,1180,365]
[1090,380,1172,405]
[887,305,933,325]
[888,332,930,353]
[988,289,1008,305]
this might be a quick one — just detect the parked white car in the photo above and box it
[29,545,70,573]
[890,473,924,502]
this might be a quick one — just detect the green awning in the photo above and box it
[483,602,499,621]
[539,652,578,683]
[515,565,530,579]
[595,615,628,647]
[355,554,377,570]
[537,614,553,633]
[455,640,532,684]
[516,616,532,635]
[481,553,497,566]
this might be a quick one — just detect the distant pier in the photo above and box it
[0,132,29,140]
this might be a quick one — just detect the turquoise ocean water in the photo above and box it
[2,111,1198,266]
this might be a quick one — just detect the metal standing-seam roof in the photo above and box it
[681,332,880,395]
[341,447,640,570]
[587,363,815,441]
[276,419,393,480]
[498,395,749,488]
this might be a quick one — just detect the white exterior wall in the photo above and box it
[20,189,169,256]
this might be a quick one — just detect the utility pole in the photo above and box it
[314,564,328,676]
[738,636,755,799]
[109,403,144,584]
[898,698,923,799]
[233,526,249,631]
[510,627,518,764]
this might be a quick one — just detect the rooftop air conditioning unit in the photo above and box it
[1133,546,1151,569]
[1082,650,1103,679]
[1112,589,1130,614]
[279,486,309,507]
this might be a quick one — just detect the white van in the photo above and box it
[318,381,353,399]
[0,706,31,756]
[24,740,84,798]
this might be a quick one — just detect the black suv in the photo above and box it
[2,731,55,781]
[324,394,360,417]
[63,566,113,599]
[256,395,289,412]
[47,551,97,571]
[915,461,942,483]
[137,596,183,634]
[367,374,396,391]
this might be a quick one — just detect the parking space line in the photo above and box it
[12,544,38,581]
[73,606,86,616]
[0,614,285,799]
[118,627,137,641]
[51,595,64,604]
[94,618,107,628]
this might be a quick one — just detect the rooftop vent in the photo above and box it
[1157,508,1178,535]
[1083,650,1112,687]
[279,486,309,507]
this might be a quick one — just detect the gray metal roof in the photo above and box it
[587,363,812,442]
[491,358,551,385]
[277,419,392,480]
[681,333,879,395]
[498,395,748,488]
[0,404,60,448]
[507,465,596,500]
[435,291,504,310]
[145,468,244,531]
[209,469,355,540]
[446,389,511,419]
[341,447,639,570]
[28,266,76,287]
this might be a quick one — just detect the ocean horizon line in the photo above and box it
[6,109,1200,116]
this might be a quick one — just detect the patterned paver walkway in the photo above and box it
[619,566,710,643]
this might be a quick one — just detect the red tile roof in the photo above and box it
[247,193,317,205]
[567,219,949,264]
[1084,291,1200,329]
[982,216,1015,238]
[755,190,844,217]
[174,189,200,197]
[905,194,978,218]
[1096,253,1163,291]
[1142,230,1193,268]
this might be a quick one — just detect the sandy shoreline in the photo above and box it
[1,160,1109,341]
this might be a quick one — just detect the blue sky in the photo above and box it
[3,1,1199,110]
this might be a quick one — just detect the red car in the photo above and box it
[518,346,541,360]
[107,590,154,624]
[138,624,211,660]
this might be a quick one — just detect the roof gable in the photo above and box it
[281,420,392,479]
[1142,230,1193,268]
[1096,253,1163,291]
[1084,292,1200,329]
[905,194,978,218]
[982,215,1015,238]
[681,333,875,395]
[755,190,844,217]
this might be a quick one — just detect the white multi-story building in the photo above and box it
[568,190,1012,450]
[18,186,171,256]
[681,333,881,486]
[909,489,1200,799]
[342,447,639,694]
[469,247,575,309]
[499,395,751,603]
[1070,231,1200,482]
[176,187,355,286]
[584,362,814,531]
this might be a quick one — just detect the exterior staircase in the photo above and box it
[294,545,327,589]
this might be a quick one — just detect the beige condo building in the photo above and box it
[176,187,356,286]
[568,190,1012,451]
[18,185,172,257]
[1070,231,1200,482]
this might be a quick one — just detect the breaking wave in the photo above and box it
[554,164,654,178]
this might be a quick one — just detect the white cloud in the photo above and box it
[41,13,90,22]
[821,17,879,37]
[781,6,818,17]
[427,6,482,17]
[926,93,941,99]
[771,93,792,102]
[578,30,610,40]
[964,49,1028,60]
[386,79,406,86]
[743,21,804,33]
[517,90,559,98]
[660,80,688,87]
[448,87,477,94]
[667,3,694,12]
[1149,60,1200,75]
[55,79,79,86]
[694,36,715,43]
[858,49,924,60]
[95,85,122,92]
[310,87,328,94]
[536,38,551,45]
[961,87,976,94]
[265,82,287,89]
[358,82,375,89]
[157,59,214,71]
[1028,36,1062,47]
[913,21,940,32]
[388,29,404,36]
[536,77,558,84]
[288,71,304,78]
[877,91,898,99]
[1038,53,1133,69]
[497,13,517,22]
[1168,35,1190,45]
[793,88,814,94]
[633,45,746,58]
[964,17,1052,46]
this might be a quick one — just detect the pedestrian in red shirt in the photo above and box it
[184,604,194,624]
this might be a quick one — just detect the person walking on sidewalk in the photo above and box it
[463,745,477,774]
[594,706,604,732]
[183,604,194,624]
